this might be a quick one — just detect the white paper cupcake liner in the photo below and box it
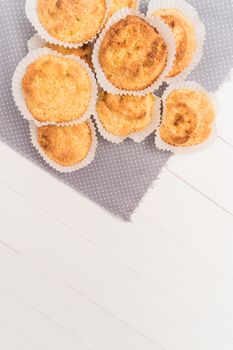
[147,0,206,83]
[29,120,98,173]
[93,94,161,144]
[92,8,176,96]
[154,81,218,154]
[12,47,98,127]
[25,0,111,49]
[27,33,46,52]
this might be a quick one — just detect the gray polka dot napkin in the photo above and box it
[0,0,232,220]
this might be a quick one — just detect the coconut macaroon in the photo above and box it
[99,15,168,91]
[96,90,156,137]
[150,8,196,78]
[37,0,107,44]
[38,122,93,166]
[107,0,138,20]
[44,42,93,69]
[22,54,92,124]
[159,89,215,147]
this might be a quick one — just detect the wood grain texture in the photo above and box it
[0,174,233,349]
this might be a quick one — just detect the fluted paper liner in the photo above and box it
[29,120,98,173]
[93,94,162,144]
[155,81,218,154]
[12,48,98,127]
[25,0,110,48]
[92,8,176,96]
[147,0,206,83]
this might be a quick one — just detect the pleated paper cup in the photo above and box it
[93,94,162,144]
[27,33,46,52]
[92,8,176,96]
[147,0,206,83]
[25,0,110,48]
[29,120,98,173]
[12,48,98,127]
[155,81,218,154]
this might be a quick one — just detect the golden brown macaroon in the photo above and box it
[44,42,93,69]
[151,9,196,78]
[160,89,215,147]
[38,123,92,166]
[107,0,138,20]
[37,0,107,44]
[22,54,92,123]
[96,90,156,136]
[99,15,168,91]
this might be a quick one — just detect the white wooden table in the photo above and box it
[0,71,233,350]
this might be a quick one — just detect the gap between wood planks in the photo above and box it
[1,177,233,344]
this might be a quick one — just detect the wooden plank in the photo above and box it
[0,323,43,350]
[1,180,233,339]
[0,243,160,350]
[138,169,233,277]
[1,144,233,337]
[0,289,89,350]
[166,138,233,214]
[1,186,233,349]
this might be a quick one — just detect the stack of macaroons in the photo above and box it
[12,0,217,172]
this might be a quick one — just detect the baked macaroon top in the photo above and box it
[152,9,196,78]
[44,42,93,69]
[37,0,107,44]
[99,15,168,91]
[22,54,92,123]
[96,90,156,136]
[38,123,92,166]
[160,89,215,147]
[107,0,138,20]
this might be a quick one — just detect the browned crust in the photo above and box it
[44,42,94,69]
[37,0,107,43]
[107,0,138,21]
[96,90,156,136]
[38,123,92,166]
[160,90,215,147]
[99,15,168,91]
[22,55,92,123]
[152,9,196,77]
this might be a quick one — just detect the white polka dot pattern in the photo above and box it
[1,0,233,220]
